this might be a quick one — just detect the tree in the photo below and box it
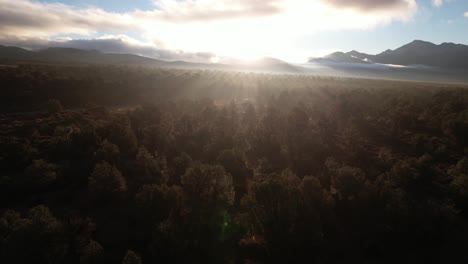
[23,159,59,186]
[105,115,138,156]
[135,184,179,223]
[0,205,68,264]
[80,240,103,264]
[155,163,236,262]
[121,250,142,264]
[69,217,97,260]
[243,169,303,262]
[326,158,366,200]
[131,147,167,187]
[449,158,468,210]
[171,152,192,185]
[88,161,127,197]
[217,149,250,204]
[46,99,63,114]
[181,162,234,209]
[94,139,120,163]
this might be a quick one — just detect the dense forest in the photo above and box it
[1,64,468,263]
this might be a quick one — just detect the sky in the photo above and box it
[0,0,467,63]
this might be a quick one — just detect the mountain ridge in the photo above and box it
[310,40,468,69]
[0,45,301,73]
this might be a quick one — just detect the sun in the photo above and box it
[144,17,275,63]
[230,51,264,63]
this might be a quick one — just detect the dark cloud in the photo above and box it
[322,0,412,11]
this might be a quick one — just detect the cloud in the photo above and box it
[465,12,468,18]
[433,0,460,8]
[139,0,417,60]
[0,0,420,62]
[146,0,283,22]
[142,0,417,23]
[0,0,136,37]
[321,0,415,11]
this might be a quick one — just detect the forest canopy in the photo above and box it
[0,64,467,263]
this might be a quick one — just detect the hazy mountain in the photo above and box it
[373,40,468,68]
[312,40,468,69]
[243,57,302,72]
[250,57,288,65]
[346,50,372,60]
[0,45,35,60]
[310,52,369,64]
[0,46,167,65]
[2,41,467,82]
[0,45,301,73]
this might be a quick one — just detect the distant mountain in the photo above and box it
[346,50,371,60]
[1,44,467,83]
[310,52,369,64]
[0,45,35,60]
[162,56,301,72]
[0,45,301,73]
[311,40,468,69]
[374,40,468,68]
[244,57,301,72]
[0,46,166,65]
[251,57,287,65]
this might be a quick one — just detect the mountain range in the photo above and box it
[0,45,299,73]
[2,40,468,70]
[310,40,468,69]
[0,46,166,65]
[1,40,468,83]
